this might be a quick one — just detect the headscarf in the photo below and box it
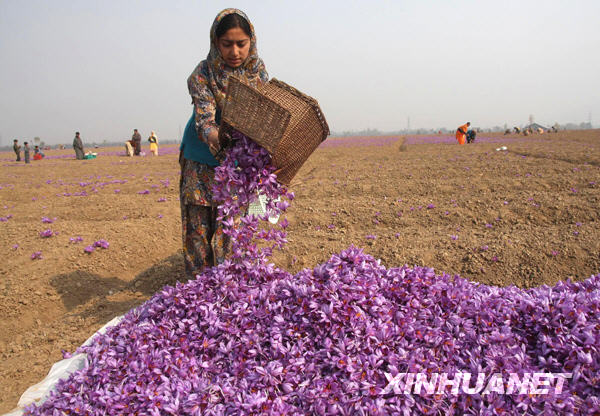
[205,8,266,109]
[188,9,268,114]
[187,9,268,141]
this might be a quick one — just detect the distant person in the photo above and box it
[73,132,85,159]
[455,122,470,145]
[466,129,476,144]
[125,139,134,157]
[13,139,21,161]
[514,127,521,134]
[148,131,159,156]
[132,129,142,155]
[24,142,31,164]
[33,145,45,160]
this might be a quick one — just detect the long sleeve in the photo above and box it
[187,61,218,145]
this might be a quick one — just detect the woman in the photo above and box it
[148,131,159,156]
[455,122,470,145]
[179,9,268,278]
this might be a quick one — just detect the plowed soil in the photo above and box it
[1,129,599,413]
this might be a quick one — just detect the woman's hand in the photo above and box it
[207,129,220,156]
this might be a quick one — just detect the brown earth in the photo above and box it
[1,129,599,412]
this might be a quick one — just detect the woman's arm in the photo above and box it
[187,62,220,154]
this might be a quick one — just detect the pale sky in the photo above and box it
[1,0,599,144]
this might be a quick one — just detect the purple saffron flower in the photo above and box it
[39,229,54,238]
[451,235,458,240]
[31,251,42,260]
[84,245,95,253]
[93,239,109,249]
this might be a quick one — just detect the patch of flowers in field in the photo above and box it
[24,134,600,415]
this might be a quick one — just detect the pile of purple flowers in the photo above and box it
[25,133,600,415]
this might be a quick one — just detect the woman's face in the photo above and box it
[217,27,251,68]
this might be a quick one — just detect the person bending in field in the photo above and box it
[125,140,134,157]
[33,145,45,160]
[466,129,476,144]
[179,8,268,278]
[455,122,470,145]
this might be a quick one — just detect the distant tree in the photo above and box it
[34,136,41,145]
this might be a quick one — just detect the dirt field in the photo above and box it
[1,129,599,413]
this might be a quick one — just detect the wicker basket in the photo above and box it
[220,76,329,185]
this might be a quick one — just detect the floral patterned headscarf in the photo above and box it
[205,8,266,109]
